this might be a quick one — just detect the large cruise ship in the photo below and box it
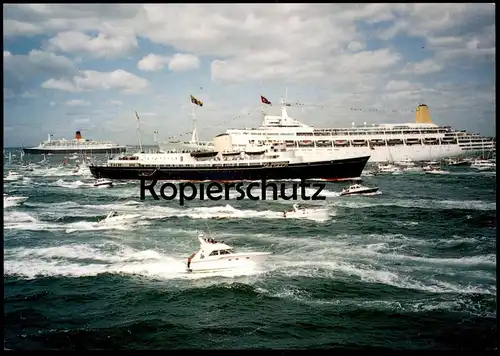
[23,131,127,155]
[220,98,495,163]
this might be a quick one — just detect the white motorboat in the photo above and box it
[93,178,113,188]
[186,235,272,273]
[98,211,142,225]
[4,171,23,182]
[282,203,329,219]
[425,168,450,175]
[470,159,496,171]
[446,158,470,167]
[4,194,29,205]
[340,183,379,196]
[402,166,422,173]
[396,158,416,167]
[377,163,401,174]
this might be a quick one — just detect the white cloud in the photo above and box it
[137,54,169,71]
[168,53,200,72]
[401,59,443,75]
[41,69,150,93]
[4,49,77,95]
[65,99,91,106]
[137,53,200,72]
[107,100,124,105]
[2,4,496,144]
[46,31,138,58]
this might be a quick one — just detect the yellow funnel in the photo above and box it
[415,104,433,124]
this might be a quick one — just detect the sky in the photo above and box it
[3,4,496,147]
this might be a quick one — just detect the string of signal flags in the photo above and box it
[165,94,419,140]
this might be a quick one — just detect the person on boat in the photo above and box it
[283,211,287,218]
[111,211,118,217]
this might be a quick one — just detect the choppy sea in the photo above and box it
[3,150,497,350]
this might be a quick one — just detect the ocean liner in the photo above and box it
[23,131,127,155]
[89,134,369,181]
[214,96,496,163]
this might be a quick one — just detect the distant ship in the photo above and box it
[23,131,127,155]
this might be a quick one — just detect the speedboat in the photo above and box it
[340,183,379,196]
[470,159,496,171]
[377,163,401,174]
[98,211,141,225]
[93,178,113,188]
[4,171,23,182]
[4,194,29,205]
[425,168,450,175]
[446,158,470,167]
[396,158,416,167]
[186,235,272,273]
[402,166,422,173]
[282,203,329,219]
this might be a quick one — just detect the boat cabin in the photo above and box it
[195,237,235,259]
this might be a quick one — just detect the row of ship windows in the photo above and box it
[109,163,267,168]
[238,131,451,136]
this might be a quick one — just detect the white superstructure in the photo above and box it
[221,98,495,163]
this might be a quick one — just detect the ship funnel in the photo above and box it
[75,130,82,140]
[415,104,433,124]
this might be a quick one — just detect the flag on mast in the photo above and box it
[190,95,203,107]
[260,95,272,105]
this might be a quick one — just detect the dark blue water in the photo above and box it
[3,154,497,350]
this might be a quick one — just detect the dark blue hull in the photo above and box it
[89,156,370,182]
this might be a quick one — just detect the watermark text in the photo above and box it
[139,179,326,205]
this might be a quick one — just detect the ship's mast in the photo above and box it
[134,111,144,152]
[189,106,199,143]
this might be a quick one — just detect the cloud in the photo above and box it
[107,100,124,105]
[137,53,200,72]
[65,99,91,106]
[4,49,77,94]
[168,53,200,72]
[46,31,138,58]
[137,54,168,71]
[41,69,150,93]
[401,59,443,75]
[2,4,496,146]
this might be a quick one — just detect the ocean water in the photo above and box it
[3,153,497,350]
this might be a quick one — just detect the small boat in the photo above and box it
[98,211,141,225]
[396,158,416,167]
[340,183,379,196]
[4,171,23,182]
[4,194,29,205]
[425,168,450,175]
[282,203,329,219]
[93,178,113,188]
[186,235,272,273]
[377,164,401,174]
[470,159,496,171]
[446,158,470,167]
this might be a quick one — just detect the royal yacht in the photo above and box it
[219,97,495,163]
[23,131,127,155]
[90,134,370,182]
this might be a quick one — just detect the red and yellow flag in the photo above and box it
[190,95,203,107]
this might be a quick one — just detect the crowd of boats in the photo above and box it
[4,93,496,273]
